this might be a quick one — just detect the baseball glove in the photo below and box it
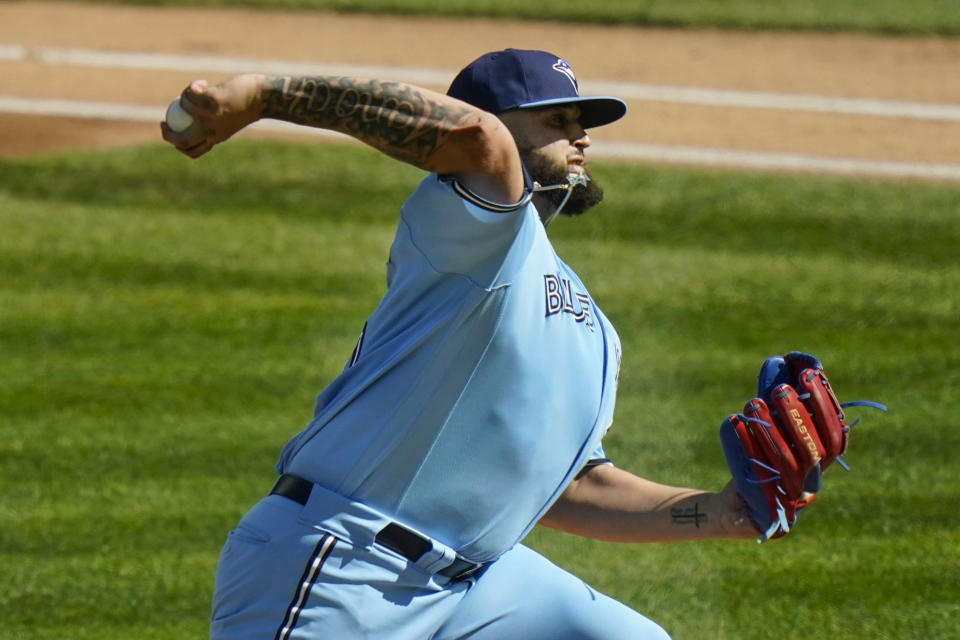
[719,351,885,542]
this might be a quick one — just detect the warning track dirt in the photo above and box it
[2,2,959,181]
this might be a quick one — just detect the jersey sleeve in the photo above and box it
[574,444,613,480]
[586,442,611,467]
[397,174,536,289]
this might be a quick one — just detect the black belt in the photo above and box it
[269,474,486,582]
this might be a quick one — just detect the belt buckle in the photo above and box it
[375,522,486,582]
[447,558,485,582]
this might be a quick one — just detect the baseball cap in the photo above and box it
[447,49,627,129]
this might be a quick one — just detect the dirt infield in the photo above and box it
[2,1,960,174]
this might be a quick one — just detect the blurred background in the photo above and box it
[1,1,957,638]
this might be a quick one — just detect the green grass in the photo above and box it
[81,0,960,35]
[2,140,958,639]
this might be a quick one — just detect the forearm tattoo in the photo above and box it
[261,75,476,166]
[671,503,708,528]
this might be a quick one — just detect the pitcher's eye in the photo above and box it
[547,113,567,127]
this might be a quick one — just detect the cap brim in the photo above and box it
[519,96,627,129]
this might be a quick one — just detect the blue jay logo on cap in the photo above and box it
[552,58,579,92]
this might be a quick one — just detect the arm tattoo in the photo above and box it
[261,75,477,166]
[671,503,708,528]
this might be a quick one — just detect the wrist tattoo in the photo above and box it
[261,75,475,164]
[671,503,708,528]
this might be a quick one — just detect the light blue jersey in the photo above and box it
[277,174,622,562]
[211,176,670,640]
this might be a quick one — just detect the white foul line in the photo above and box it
[596,141,960,181]
[586,81,960,122]
[3,43,960,122]
[2,95,958,182]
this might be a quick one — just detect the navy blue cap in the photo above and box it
[447,49,627,129]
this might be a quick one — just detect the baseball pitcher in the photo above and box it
[162,48,881,640]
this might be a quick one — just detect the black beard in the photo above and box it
[524,153,604,216]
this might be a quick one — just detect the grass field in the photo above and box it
[92,0,960,35]
[1,138,957,638]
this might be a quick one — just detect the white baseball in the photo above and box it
[165,98,195,132]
